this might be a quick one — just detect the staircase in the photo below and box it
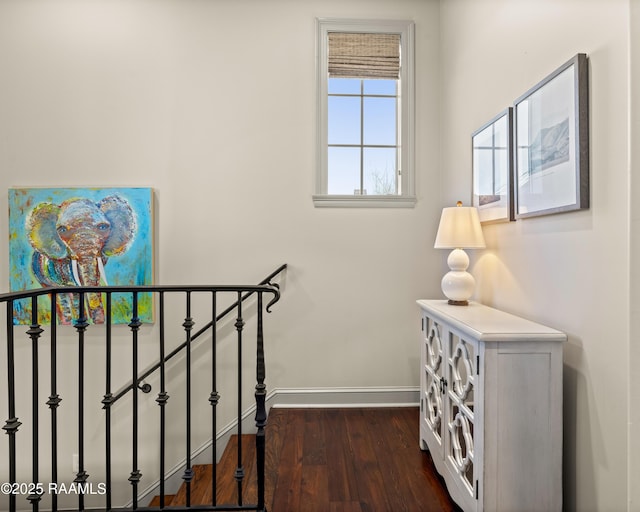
[149,434,260,508]
[0,264,286,512]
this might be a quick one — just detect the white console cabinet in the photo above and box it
[417,300,565,512]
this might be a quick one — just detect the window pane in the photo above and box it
[363,79,396,95]
[364,148,397,194]
[328,78,361,94]
[363,97,396,146]
[328,96,361,145]
[328,147,361,194]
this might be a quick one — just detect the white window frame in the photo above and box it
[314,18,416,208]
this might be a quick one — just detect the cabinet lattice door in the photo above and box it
[421,317,445,457]
[445,333,476,502]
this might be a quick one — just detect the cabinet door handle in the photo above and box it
[439,377,447,395]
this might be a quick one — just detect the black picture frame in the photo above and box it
[472,108,515,223]
[513,53,589,218]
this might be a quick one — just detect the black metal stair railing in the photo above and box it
[0,265,285,512]
[110,263,287,404]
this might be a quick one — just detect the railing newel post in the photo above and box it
[255,292,267,512]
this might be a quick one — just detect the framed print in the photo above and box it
[514,53,589,218]
[472,108,514,223]
[9,187,154,325]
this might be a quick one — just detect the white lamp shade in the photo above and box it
[434,205,485,249]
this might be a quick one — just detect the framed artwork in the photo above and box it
[472,108,514,223]
[9,187,154,325]
[514,53,589,218]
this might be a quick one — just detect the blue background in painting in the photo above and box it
[8,187,154,324]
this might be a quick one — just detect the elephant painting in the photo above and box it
[26,195,137,324]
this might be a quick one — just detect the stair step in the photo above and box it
[147,494,175,507]
[148,434,259,508]
[216,434,257,505]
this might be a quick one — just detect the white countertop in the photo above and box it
[417,299,567,343]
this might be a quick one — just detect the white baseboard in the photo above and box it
[267,386,419,408]
[134,386,419,506]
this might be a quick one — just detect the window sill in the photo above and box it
[312,195,417,208]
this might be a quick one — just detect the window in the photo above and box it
[315,19,415,208]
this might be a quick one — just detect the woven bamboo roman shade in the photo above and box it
[328,32,400,79]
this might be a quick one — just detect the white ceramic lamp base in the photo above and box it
[441,248,475,306]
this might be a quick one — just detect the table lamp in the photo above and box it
[434,201,485,305]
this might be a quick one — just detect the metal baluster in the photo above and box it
[107,266,286,405]
[26,296,43,510]
[182,292,195,506]
[156,292,169,509]
[0,281,282,512]
[101,293,113,512]
[46,294,61,512]
[255,293,267,512]
[74,293,89,512]
[234,292,245,506]
[209,292,219,507]
[3,301,21,512]
[128,292,142,508]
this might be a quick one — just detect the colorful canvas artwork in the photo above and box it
[9,187,154,325]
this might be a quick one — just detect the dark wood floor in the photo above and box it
[266,407,460,512]
[151,407,461,511]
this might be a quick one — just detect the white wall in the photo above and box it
[439,0,631,510]
[2,1,635,511]
[629,0,640,509]
[0,0,442,508]
[0,0,441,388]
